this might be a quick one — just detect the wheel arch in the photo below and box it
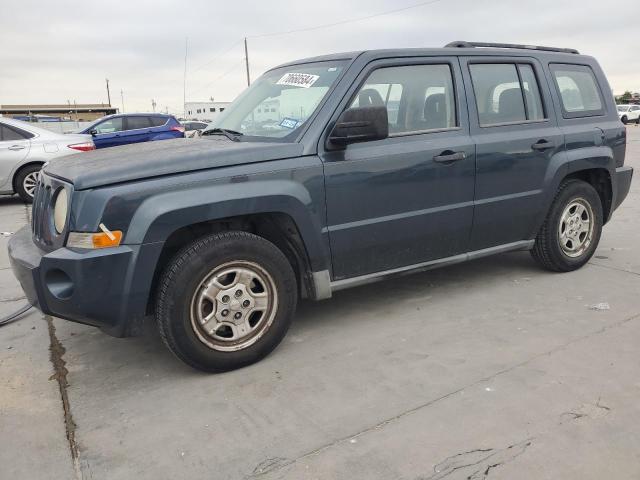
[144,212,321,316]
[12,161,44,192]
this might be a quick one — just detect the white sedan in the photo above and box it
[617,104,640,125]
[0,117,94,201]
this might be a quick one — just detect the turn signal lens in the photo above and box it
[67,230,123,249]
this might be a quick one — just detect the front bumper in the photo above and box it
[8,226,161,337]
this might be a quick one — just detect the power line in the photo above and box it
[248,0,449,39]
[187,59,246,97]
[189,39,245,75]
[189,0,449,79]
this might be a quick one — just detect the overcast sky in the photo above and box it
[1,0,638,114]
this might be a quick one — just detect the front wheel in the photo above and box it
[531,179,603,272]
[156,231,297,372]
[621,115,628,125]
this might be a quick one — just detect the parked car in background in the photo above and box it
[617,104,640,124]
[0,117,94,201]
[182,121,208,138]
[78,113,185,149]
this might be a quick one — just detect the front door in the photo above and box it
[321,58,476,280]
[92,116,125,148]
[0,124,30,187]
[460,57,565,250]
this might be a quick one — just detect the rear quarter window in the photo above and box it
[550,64,605,118]
[150,117,169,127]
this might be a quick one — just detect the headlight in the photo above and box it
[53,189,68,234]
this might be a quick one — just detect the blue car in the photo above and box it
[79,113,185,149]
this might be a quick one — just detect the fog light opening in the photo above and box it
[45,269,74,300]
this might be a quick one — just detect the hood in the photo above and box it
[43,137,304,190]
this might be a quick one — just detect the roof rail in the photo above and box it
[445,41,579,55]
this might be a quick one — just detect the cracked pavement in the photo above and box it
[1,126,640,479]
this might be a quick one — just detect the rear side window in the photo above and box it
[0,124,32,141]
[350,64,457,134]
[550,64,604,117]
[149,116,168,127]
[469,63,546,126]
[127,116,152,130]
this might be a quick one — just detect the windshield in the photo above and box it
[205,61,346,140]
[617,105,630,112]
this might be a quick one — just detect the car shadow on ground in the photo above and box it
[0,195,27,207]
[73,250,542,377]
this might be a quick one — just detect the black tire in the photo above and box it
[156,231,297,372]
[621,115,628,125]
[636,116,640,125]
[531,179,603,272]
[14,164,42,203]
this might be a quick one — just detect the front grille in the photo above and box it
[31,173,72,252]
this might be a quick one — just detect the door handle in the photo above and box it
[433,151,466,163]
[8,145,26,151]
[531,140,554,151]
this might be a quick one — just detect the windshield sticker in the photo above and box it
[276,73,320,89]
[279,117,299,129]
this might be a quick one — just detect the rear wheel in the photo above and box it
[531,179,603,272]
[15,164,41,203]
[156,231,297,372]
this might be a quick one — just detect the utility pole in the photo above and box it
[183,37,188,119]
[244,37,251,87]
[151,99,157,112]
[105,78,111,106]
[120,89,125,113]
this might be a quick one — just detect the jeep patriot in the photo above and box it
[8,41,633,371]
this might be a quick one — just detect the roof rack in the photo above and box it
[444,41,579,55]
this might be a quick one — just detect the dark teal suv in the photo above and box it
[9,42,633,372]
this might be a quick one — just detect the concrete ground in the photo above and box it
[1,126,639,480]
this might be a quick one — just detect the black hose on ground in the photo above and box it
[0,303,33,327]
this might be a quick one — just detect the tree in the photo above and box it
[619,91,632,103]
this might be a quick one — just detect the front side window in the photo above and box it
[350,64,457,134]
[94,117,124,134]
[617,105,630,112]
[469,63,546,126]
[550,64,604,117]
[209,61,346,139]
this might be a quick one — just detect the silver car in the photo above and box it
[0,117,94,202]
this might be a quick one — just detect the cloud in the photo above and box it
[1,0,637,114]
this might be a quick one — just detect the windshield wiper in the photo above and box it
[202,128,243,142]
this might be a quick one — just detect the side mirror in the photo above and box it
[328,106,389,146]
[89,129,98,136]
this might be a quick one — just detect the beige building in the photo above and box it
[0,103,117,121]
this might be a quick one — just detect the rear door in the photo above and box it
[460,57,564,250]
[320,56,476,280]
[123,116,153,144]
[0,124,31,187]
